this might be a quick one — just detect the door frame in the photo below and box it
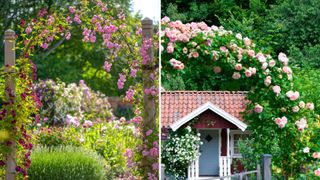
[197,128,221,176]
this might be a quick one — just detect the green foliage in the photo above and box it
[161,126,201,178]
[28,146,106,180]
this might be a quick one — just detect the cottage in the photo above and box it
[161,91,250,179]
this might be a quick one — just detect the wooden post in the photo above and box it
[262,154,272,180]
[256,164,261,180]
[4,29,16,180]
[141,17,155,133]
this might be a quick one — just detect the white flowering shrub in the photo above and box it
[161,126,201,178]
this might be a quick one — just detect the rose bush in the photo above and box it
[161,17,320,178]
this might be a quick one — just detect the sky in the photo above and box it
[131,0,160,22]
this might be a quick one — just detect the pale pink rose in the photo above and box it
[25,26,32,34]
[254,104,263,113]
[247,50,255,57]
[213,66,221,74]
[314,168,320,176]
[306,102,314,110]
[245,70,252,77]
[235,63,242,71]
[262,62,268,70]
[269,60,276,67]
[274,116,287,128]
[273,86,281,96]
[299,101,305,108]
[313,152,320,159]
[264,78,271,86]
[161,16,170,24]
[191,42,197,47]
[256,53,266,63]
[286,90,300,101]
[282,66,292,74]
[243,37,251,46]
[183,47,188,54]
[295,117,308,131]
[292,106,299,113]
[192,51,199,58]
[220,46,227,52]
[232,72,241,80]
[278,52,289,65]
[249,67,256,75]
[236,33,242,40]
[166,45,174,53]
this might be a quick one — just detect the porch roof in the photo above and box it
[161,91,249,130]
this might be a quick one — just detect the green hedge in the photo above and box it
[28,146,106,180]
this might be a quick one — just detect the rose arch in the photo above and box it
[161,17,320,178]
[0,1,158,179]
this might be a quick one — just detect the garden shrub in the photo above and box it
[34,79,114,125]
[161,126,201,178]
[28,146,106,180]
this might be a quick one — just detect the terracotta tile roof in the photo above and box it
[161,91,249,128]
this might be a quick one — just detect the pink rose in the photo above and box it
[315,168,320,176]
[213,66,221,74]
[299,101,305,108]
[25,26,32,34]
[249,67,256,75]
[256,53,266,63]
[278,52,289,65]
[269,60,276,67]
[236,33,242,40]
[295,117,307,131]
[243,37,251,46]
[306,102,314,110]
[232,72,241,80]
[274,116,287,128]
[247,50,255,57]
[282,66,292,74]
[146,129,153,136]
[192,51,199,58]
[69,6,75,13]
[245,70,252,77]
[161,16,170,24]
[254,104,263,113]
[166,45,174,53]
[261,62,268,70]
[235,63,242,71]
[292,106,299,113]
[286,90,300,101]
[313,152,320,159]
[41,42,49,49]
[272,85,281,96]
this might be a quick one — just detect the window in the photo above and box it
[230,130,250,158]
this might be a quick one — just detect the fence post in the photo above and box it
[262,154,272,180]
[4,29,16,180]
[140,17,156,168]
[256,164,261,180]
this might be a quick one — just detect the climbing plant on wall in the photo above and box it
[161,17,320,178]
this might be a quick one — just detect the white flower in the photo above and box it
[303,147,310,153]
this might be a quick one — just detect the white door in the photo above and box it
[199,129,219,176]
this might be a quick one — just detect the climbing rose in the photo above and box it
[292,106,299,113]
[313,152,320,159]
[69,6,75,13]
[247,50,255,57]
[274,116,287,128]
[295,117,308,131]
[249,67,256,75]
[273,85,281,96]
[245,70,252,77]
[299,101,306,108]
[166,45,174,53]
[306,102,314,110]
[264,77,272,86]
[286,91,299,101]
[243,37,251,46]
[104,61,112,72]
[192,51,199,58]
[41,42,48,49]
[235,33,242,40]
[169,58,184,70]
[315,169,320,176]
[254,104,263,113]
[235,63,242,71]
[278,52,289,65]
[232,72,241,80]
[269,60,276,67]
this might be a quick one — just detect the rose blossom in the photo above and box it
[25,26,32,34]
[192,51,199,58]
[313,152,320,159]
[264,76,272,86]
[262,62,268,70]
[245,69,252,77]
[247,50,255,57]
[249,67,256,75]
[315,168,320,176]
[213,66,221,74]
[306,102,314,110]
[166,45,174,53]
[269,60,276,67]
[236,33,242,40]
[286,90,299,101]
[299,101,305,108]
[272,85,281,96]
[278,52,289,65]
[254,104,263,113]
[243,37,251,46]
[295,117,308,131]
[235,63,242,71]
[292,106,299,113]
[274,116,288,128]
[232,72,241,80]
